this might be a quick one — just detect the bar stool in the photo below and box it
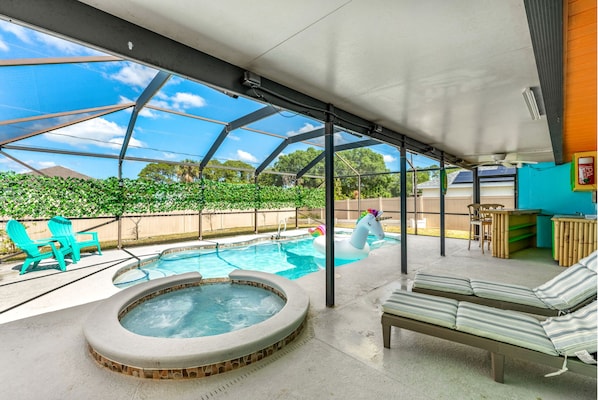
[467,203,483,252]
[468,203,502,254]
[478,203,504,253]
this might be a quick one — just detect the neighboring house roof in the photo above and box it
[419,166,515,189]
[25,166,92,180]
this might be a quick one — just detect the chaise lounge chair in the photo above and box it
[411,251,597,317]
[381,289,597,383]
[48,216,102,262]
[6,219,76,275]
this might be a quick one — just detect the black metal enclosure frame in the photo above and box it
[0,0,562,306]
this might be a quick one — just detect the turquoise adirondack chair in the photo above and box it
[6,220,75,275]
[48,216,102,262]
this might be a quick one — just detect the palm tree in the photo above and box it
[177,159,200,183]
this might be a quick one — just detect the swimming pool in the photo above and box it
[113,232,399,288]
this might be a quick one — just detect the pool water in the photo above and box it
[114,234,399,287]
[119,284,285,338]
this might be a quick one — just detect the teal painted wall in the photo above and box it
[518,162,597,248]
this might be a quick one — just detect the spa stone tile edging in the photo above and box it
[84,271,310,379]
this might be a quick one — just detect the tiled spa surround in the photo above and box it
[84,271,309,379]
[88,320,306,379]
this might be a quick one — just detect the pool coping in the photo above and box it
[111,233,312,286]
[111,230,400,286]
[83,270,310,379]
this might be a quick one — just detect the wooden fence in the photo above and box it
[0,195,513,254]
[330,195,514,231]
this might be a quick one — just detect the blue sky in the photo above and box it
[0,20,440,180]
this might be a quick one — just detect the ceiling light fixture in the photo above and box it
[522,87,541,120]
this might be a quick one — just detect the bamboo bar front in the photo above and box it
[552,216,597,267]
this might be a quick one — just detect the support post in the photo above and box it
[440,152,446,256]
[472,167,481,240]
[325,106,335,307]
[473,167,480,203]
[198,210,203,240]
[117,215,122,249]
[400,138,408,274]
[199,170,203,240]
[254,175,259,234]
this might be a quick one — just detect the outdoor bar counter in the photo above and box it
[551,215,597,267]
[486,209,540,259]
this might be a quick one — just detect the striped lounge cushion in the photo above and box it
[578,251,598,273]
[413,271,474,295]
[456,302,558,355]
[533,263,598,311]
[382,290,458,328]
[469,280,549,309]
[542,302,598,357]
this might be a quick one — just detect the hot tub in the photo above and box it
[83,270,309,379]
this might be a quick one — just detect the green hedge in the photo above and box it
[0,172,325,219]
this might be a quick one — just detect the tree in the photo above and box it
[139,159,254,184]
[262,146,392,198]
[389,166,443,197]
[137,162,178,183]
[333,148,392,198]
[177,159,201,183]
[259,147,324,188]
[203,159,254,183]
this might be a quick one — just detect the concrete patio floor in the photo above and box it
[0,233,595,399]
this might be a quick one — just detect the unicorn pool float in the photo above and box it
[309,209,389,260]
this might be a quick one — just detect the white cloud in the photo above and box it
[113,78,206,115]
[153,91,170,102]
[46,117,145,150]
[34,32,88,55]
[0,38,9,52]
[383,154,397,163]
[139,108,158,118]
[0,21,32,43]
[0,157,22,173]
[147,98,170,109]
[227,133,240,141]
[118,95,134,104]
[286,122,323,136]
[37,161,57,168]
[162,152,178,159]
[148,91,206,113]
[237,150,257,163]
[119,95,157,118]
[0,19,103,55]
[171,92,206,110]
[0,157,55,173]
[167,76,183,86]
[111,63,157,88]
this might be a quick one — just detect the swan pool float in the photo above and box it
[310,209,387,260]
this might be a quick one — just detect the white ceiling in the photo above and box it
[79,0,553,165]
